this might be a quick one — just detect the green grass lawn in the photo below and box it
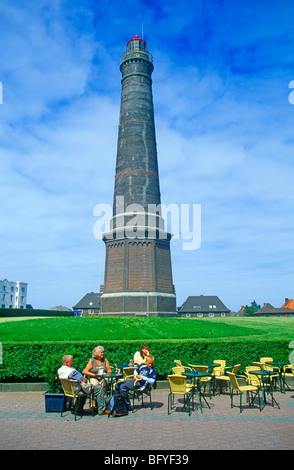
[1,316,294,342]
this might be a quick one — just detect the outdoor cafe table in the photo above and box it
[265,360,290,393]
[251,370,280,411]
[183,370,212,414]
[94,371,123,396]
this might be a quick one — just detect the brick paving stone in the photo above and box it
[0,390,294,450]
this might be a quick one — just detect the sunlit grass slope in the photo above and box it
[1,316,294,342]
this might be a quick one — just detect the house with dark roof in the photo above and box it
[254,301,294,317]
[72,292,100,316]
[178,295,231,318]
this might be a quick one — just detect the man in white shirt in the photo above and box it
[58,355,110,415]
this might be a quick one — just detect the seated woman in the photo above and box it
[58,354,109,415]
[84,345,111,394]
[133,344,150,366]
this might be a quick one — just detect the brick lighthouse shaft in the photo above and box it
[100,36,177,316]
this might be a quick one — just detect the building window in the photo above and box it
[197,313,203,317]
[221,312,226,317]
[209,312,214,317]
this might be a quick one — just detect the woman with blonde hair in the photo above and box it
[84,345,111,393]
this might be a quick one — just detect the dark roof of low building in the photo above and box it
[254,302,291,315]
[73,292,100,309]
[179,295,230,313]
[49,305,72,311]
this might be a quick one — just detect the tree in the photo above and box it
[244,300,261,316]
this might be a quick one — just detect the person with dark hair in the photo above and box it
[133,344,150,365]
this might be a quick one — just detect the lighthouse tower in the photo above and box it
[100,35,176,316]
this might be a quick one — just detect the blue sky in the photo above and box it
[1,0,294,311]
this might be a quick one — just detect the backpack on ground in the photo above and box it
[108,393,128,417]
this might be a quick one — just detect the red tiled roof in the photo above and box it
[281,299,294,310]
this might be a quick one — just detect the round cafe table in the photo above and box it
[183,370,212,413]
[95,371,124,396]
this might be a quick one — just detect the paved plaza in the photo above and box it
[1,387,294,451]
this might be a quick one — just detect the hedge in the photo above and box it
[0,339,291,384]
[0,308,73,318]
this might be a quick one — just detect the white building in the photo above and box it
[0,279,28,309]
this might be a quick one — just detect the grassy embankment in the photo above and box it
[1,316,293,343]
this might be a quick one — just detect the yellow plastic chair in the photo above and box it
[260,357,274,364]
[123,366,136,380]
[174,360,183,367]
[188,364,213,397]
[245,366,263,387]
[214,364,241,394]
[167,375,193,416]
[188,364,209,372]
[172,366,186,375]
[132,379,155,413]
[210,360,227,396]
[213,360,226,375]
[255,361,279,387]
[283,364,294,390]
[227,372,260,413]
[60,378,95,421]
[253,361,263,368]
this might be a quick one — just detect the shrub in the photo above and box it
[42,354,63,393]
[0,339,290,383]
